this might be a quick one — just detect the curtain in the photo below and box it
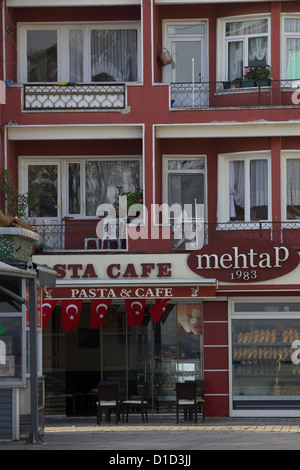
[287,159,300,205]
[229,161,245,219]
[69,30,83,82]
[91,29,137,82]
[85,160,140,216]
[228,41,243,80]
[225,19,268,36]
[250,159,268,208]
[248,36,268,66]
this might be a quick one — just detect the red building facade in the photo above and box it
[2,0,300,418]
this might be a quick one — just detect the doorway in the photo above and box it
[163,22,208,108]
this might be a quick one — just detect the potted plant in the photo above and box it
[233,78,242,89]
[243,65,270,87]
[222,80,231,90]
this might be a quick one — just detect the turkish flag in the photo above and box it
[125,299,146,326]
[61,300,83,332]
[149,299,170,323]
[90,299,112,328]
[42,300,58,328]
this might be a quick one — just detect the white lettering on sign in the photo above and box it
[196,246,289,270]
[70,287,174,299]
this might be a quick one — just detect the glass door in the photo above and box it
[164,22,208,108]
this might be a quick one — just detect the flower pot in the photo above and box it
[258,79,271,87]
[223,81,231,90]
[234,82,242,88]
[242,80,256,88]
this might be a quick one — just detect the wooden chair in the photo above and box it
[195,380,205,422]
[96,382,120,425]
[122,382,149,422]
[176,382,197,424]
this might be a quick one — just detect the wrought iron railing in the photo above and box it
[31,220,300,253]
[170,80,300,109]
[23,83,126,110]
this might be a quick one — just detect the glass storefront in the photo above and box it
[43,301,203,415]
[231,300,300,415]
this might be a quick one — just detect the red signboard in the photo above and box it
[187,239,300,283]
[43,284,216,300]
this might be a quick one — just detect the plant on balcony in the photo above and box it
[233,78,242,88]
[243,65,270,85]
[114,186,143,216]
[0,169,36,220]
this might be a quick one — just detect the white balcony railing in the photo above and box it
[23,83,126,111]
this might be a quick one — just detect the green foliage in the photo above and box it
[0,169,36,219]
[244,65,270,81]
[114,186,143,211]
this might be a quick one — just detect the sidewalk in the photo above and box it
[1,415,300,451]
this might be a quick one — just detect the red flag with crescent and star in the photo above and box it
[42,300,58,328]
[125,299,146,326]
[90,299,112,328]
[149,299,171,323]
[61,300,83,332]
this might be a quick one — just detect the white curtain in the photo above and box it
[91,29,137,82]
[229,161,245,218]
[287,159,300,205]
[248,36,268,65]
[250,159,268,208]
[69,30,84,82]
[228,41,243,81]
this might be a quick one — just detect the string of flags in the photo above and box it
[42,298,170,332]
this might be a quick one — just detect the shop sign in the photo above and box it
[43,284,216,300]
[187,239,300,283]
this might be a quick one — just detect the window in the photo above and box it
[67,159,141,216]
[218,152,271,223]
[18,23,140,83]
[282,154,300,220]
[27,164,59,218]
[283,17,300,80]
[231,299,300,416]
[20,157,141,219]
[164,157,205,219]
[221,17,270,81]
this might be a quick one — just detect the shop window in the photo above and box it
[218,16,270,82]
[283,17,300,80]
[231,300,300,414]
[218,152,271,223]
[18,23,140,83]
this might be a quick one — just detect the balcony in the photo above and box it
[32,219,300,254]
[23,83,126,111]
[170,80,300,109]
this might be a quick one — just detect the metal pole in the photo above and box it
[26,277,43,444]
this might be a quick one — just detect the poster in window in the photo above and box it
[177,303,202,335]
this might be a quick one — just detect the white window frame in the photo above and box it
[217,14,271,82]
[163,154,207,221]
[17,21,141,83]
[282,15,300,80]
[19,156,142,220]
[19,158,62,220]
[218,151,272,224]
[281,150,300,221]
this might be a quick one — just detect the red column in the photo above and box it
[203,301,229,417]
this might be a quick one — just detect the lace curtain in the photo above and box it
[229,160,268,219]
[287,159,300,206]
[91,29,137,82]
